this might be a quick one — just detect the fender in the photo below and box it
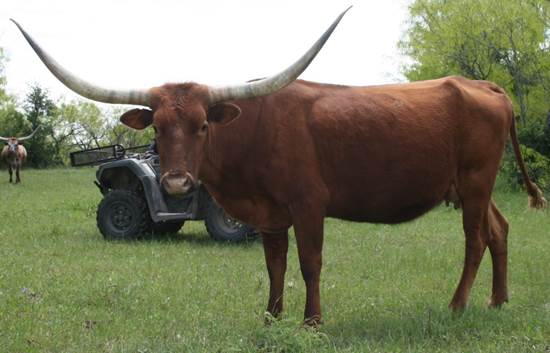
[95,158,204,222]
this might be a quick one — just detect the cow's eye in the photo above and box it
[200,122,208,133]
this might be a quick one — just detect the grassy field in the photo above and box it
[0,168,548,353]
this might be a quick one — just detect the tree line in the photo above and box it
[0,74,153,167]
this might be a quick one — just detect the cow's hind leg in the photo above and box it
[450,173,492,310]
[262,230,289,320]
[486,199,509,307]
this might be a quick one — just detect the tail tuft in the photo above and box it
[528,183,547,209]
[510,116,547,210]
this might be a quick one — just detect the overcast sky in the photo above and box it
[0,0,412,103]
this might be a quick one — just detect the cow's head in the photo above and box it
[1,127,39,156]
[3,138,19,155]
[115,83,244,195]
[12,7,350,195]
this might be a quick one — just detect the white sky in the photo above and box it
[0,0,412,104]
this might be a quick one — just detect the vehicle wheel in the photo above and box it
[151,220,185,235]
[96,190,151,240]
[204,200,256,242]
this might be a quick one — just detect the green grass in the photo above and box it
[0,168,549,353]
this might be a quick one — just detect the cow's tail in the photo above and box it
[509,116,547,209]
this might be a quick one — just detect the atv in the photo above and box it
[70,144,257,242]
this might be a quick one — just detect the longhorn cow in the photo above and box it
[1,127,39,183]
[12,9,547,325]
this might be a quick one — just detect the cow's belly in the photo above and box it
[327,187,445,224]
[324,158,454,224]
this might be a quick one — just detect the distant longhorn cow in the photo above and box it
[0,127,39,183]
[13,8,547,325]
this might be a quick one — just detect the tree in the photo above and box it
[400,0,550,125]
[54,102,153,151]
[0,48,30,160]
[400,0,550,189]
[0,103,27,139]
[104,106,154,148]
[0,47,9,104]
[22,84,57,167]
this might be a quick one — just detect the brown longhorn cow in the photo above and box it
[13,9,547,325]
[1,127,39,183]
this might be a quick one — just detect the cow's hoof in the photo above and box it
[263,312,281,326]
[487,295,508,308]
[449,300,467,312]
[303,315,323,327]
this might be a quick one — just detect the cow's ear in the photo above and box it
[207,103,241,125]
[120,108,154,130]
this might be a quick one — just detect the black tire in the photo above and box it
[96,190,152,240]
[204,200,256,242]
[151,220,185,235]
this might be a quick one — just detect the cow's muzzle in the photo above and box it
[160,171,196,196]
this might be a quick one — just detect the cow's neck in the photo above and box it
[7,151,19,163]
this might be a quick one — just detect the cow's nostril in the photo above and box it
[182,177,192,188]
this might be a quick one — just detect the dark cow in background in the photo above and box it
[13,8,547,325]
[1,127,39,183]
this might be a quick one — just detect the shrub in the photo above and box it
[500,144,550,191]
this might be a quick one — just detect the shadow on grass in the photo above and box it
[111,231,262,248]
[323,304,519,350]
[146,231,212,244]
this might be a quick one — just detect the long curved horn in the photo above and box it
[208,6,351,104]
[17,126,41,141]
[0,136,9,142]
[11,19,151,106]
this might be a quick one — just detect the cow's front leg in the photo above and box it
[262,230,289,320]
[293,209,324,325]
[15,166,21,183]
[8,165,13,183]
